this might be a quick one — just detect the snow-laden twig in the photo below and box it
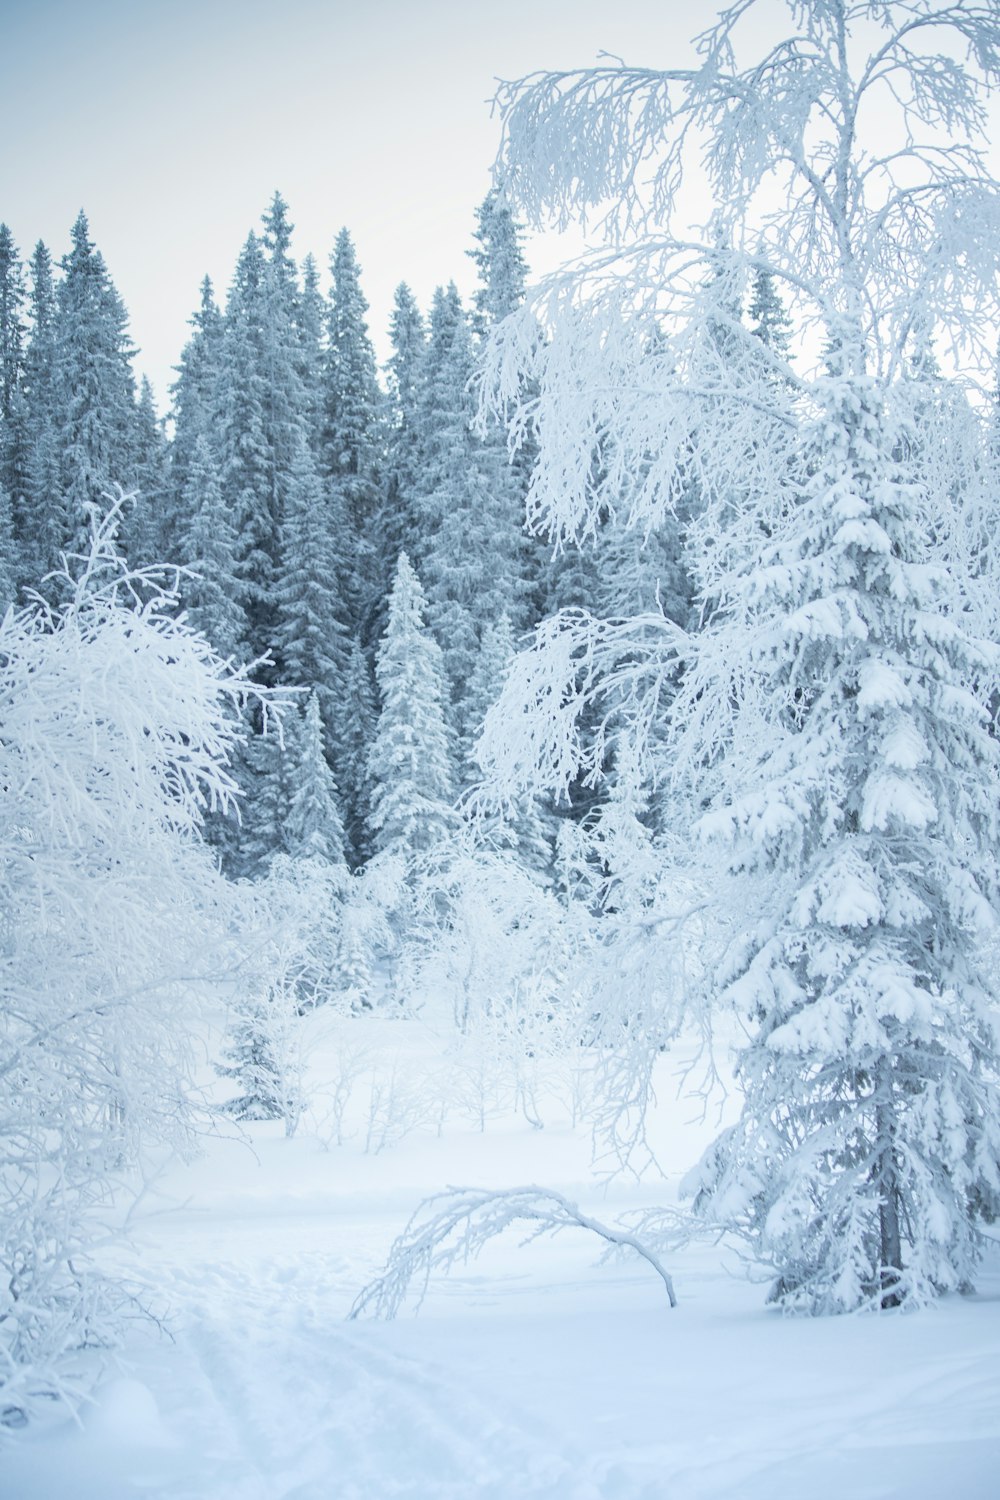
[348,1185,677,1319]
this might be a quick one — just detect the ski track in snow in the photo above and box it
[140,1254,600,1500]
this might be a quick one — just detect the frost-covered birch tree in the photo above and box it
[478,0,1000,1310]
[0,505,264,1419]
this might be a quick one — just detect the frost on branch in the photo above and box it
[349,1186,678,1320]
[475,2,1000,1314]
[0,502,267,1424]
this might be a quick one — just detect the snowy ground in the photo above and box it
[6,1013,1000,1499]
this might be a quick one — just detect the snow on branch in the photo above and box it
[474,607,688,806]
[349,1186,678,1319]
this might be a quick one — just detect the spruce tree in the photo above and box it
[297,253,326,457]
[178,434,244,658]
[685,377,1000,1310]
[125,376,169,568]
[18,243,61,587]
[381,282,426,580]
[416,284,526,739]
[0,226,26,596]
[285,691,347,866]
[748,265,794,361]
[469,188,530,334]
[465,616,553,879]
[52,212,139,560]
[274,425,347,730]
[323,228,383,637]
[169,275,224,561]
[340,637,378,869]
[218,232,272,661]
[368,553,455,861]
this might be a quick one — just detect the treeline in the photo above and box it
[0,193,694,883]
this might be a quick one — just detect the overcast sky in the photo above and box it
[1,0,699,405]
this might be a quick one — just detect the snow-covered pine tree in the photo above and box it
[168,275,224,562]
[216,982,303,1133]
[285,690,347,867]
[260,192,308,564]
[0,225,25,601]
[381,282,426,582]
[178,433,244,659]
[124,376,169,569]
[466,615,553,880]
[18,241,61,589]
[681,375,1000,1311]
[297,252,326,457]
[340,636,378,869]
[0,226,26,511]
[416,283,526,739]
[469,188,530,336]
[218,231,274,663]
[274,423,347,735]
[323,228,383,640]
[477,0,1000,1309]
[748,266,793,364]
[368,553,455,861]
[52,212,140,563]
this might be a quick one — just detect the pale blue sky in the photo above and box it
[0,0,696,403]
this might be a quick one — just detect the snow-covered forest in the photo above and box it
[4,2,1000,1494]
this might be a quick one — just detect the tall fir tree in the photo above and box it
[0,226,26,598]
[323,228,383,639]
[465,615,553,878]
[339,636,378,869]
[18,242,61,587]
[169,275,224,560]
[125,376,169,568]
[285,691,348,867]
[381,282,426,580]
[748,265,794,362]
[218,231,272,661]
[416,283,526,739]
[178,433,244,659]
[368,553,455,861]
[53,211,139,560]
[274,424,347,730]
[297,253,326,457]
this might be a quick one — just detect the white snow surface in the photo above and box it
[6,1014,999,1500]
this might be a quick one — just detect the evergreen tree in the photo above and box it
[381,282,425,576]
[686,378,1000,1310]
[748,265,794,361]
[218,232,272,660]
[480,0,1000,1308]
[274,425,347,730]
[125,376,169,568]
[178,434,244,658]
[368,553,455,860]
[18,242,61,587]
[323,228,383,637]
[52,212,139,560]
[297,253,326,456]
[285,691,347,866]
[0,226,26,596]
[469,188,530,334]
[465,616,553,879]
[169,275,224,559]
[417,284,526,738]
[0,482,15,609]
[260,192,307,532]
[340,637,378,869]
[216,984,302,1129]
[469,190,549,624]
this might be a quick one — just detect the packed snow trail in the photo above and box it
[150,1254,595,1500]
[5,1029,1000,1499]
